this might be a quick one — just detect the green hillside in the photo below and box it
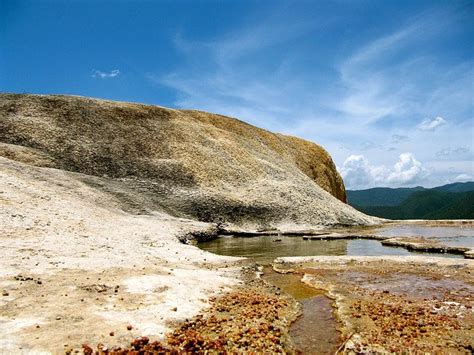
[433,181,474,193]
[347,187,425,207]
[425,191,474,219]
[349,182,474,220]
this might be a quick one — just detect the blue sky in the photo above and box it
[1,0,473,189]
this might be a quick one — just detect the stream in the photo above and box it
[262,266,340,354]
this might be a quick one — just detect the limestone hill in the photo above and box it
[0,93,376,228]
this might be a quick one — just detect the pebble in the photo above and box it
[87,284,290,353]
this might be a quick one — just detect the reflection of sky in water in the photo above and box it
[347,239,410,256]
[199,235,462,265]
[199,236,349,264]
[429,236,474,248]
[375,225,474,248]
[347,239,462,258]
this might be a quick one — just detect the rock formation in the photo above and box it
[0,93,375,228]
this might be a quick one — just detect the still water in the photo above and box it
[374,224,474,248]
[198,224,471,354]
[199,234,461,265]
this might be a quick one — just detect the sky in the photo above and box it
[1,0,473,190]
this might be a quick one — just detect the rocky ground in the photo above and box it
[81,269,300,354]
[274,256,474,353]
[0,93,376,354]
[2,156,473,354]
[0,157,244,353]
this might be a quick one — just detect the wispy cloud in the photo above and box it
[150,4,472,187]
[335,25,421,123]
[435,146,472,159]
[145,7,337,132]
[418,116,447,131]
[92,69,120,79]
[453,173,473,182]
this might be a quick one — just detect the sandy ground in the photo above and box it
[0,157,242,353]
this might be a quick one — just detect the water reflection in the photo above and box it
[199,235,348,265]
[374,224,474,248]
[198,235,440,265]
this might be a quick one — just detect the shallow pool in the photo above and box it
[374,225,474,248]
[198,235,461,265]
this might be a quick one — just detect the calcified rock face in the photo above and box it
[0,93,375,227]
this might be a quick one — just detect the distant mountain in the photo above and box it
[347,186,425,207]
[433,181,474,193]
[348,182,474,220]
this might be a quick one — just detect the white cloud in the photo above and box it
[340,153,429,189]
[92,69,120,79]
[387,153,427,184]
[338,155,386,189]
[453,173,473,182]
[417,116,446,131]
